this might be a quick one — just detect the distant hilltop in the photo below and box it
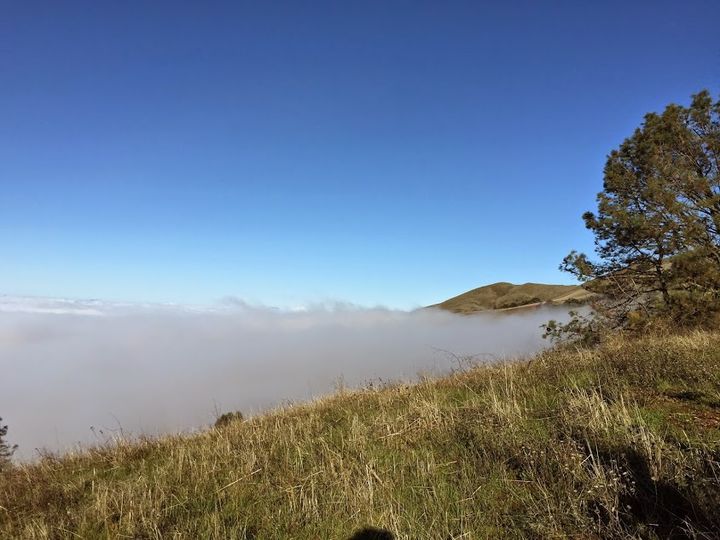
[429,282,595,314]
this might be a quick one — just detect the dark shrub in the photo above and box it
[214,411,244,428]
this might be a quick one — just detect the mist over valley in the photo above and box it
[1,295,573,458]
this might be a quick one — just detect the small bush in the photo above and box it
[214,411,244,428]
[0,417,17,472]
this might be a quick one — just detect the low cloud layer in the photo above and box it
[0,296,573,459]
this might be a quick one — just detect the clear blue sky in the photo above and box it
[2,1,718,309]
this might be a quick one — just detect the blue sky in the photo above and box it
[1,1,719,309]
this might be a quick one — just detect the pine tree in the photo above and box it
[563,90,720,329]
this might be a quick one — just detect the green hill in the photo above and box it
[2,332,719,538]
[431,281,595,314]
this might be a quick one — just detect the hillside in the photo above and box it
[2,332,720,538]
[431,281,594,314]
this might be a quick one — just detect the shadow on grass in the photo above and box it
[589,444,720,537]
[347,526,395,540]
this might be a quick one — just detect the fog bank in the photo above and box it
[0,297,574,459]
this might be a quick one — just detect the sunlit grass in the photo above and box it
[2,331,720,538]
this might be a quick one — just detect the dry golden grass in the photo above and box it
[2,331,720,538]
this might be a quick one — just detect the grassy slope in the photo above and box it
[431,282,595,314]
[3,333,720,539]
